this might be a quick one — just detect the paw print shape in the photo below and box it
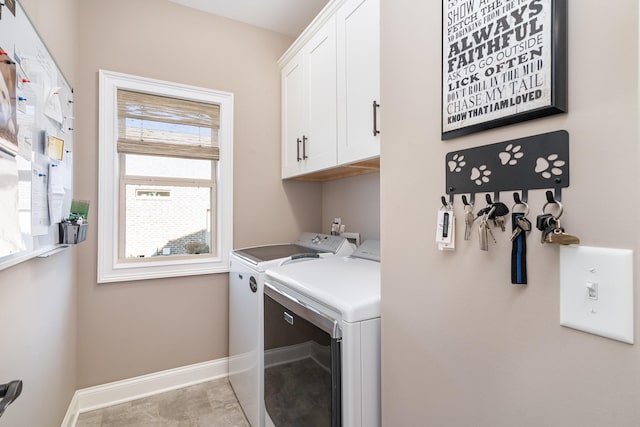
[535,154,565,179]
[498,144,524,166]
[448,154,466,173]
[470,165,491,186]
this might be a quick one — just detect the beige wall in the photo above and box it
[381,1,640,426]
[20,0,78,82]
[74,0,322,387]
[322,172,380,241]
[0,1,79,426]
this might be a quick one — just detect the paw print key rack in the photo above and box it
[445,130,569,204]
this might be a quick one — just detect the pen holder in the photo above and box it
[59,223,88,244]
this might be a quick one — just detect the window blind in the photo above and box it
[117,89,220,160]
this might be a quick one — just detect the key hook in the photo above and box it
[485,192,500,205]
[545,189,563,204]
[543,190,563,218]
[513,192,522,205]
[441,195,453,208]
[513,190,528,204]
[511,192,529,216]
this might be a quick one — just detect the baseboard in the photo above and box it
[60,392,80,427]
[60,358,228,427]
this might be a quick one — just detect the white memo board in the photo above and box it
[0,0,74,270]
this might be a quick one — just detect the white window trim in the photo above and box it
[98,70,233,283]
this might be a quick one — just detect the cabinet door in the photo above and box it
[337,0,380,165]
[281,52,305,178]
[303,15,337,173]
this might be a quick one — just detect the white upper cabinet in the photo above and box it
[281,52,306,178]
[303,16,338,174]
[337,0,380,165]
[281,17,337,179]
[280,0,380,179]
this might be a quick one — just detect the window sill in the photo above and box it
[97,258,230,283]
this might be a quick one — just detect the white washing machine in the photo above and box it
[229,233,354,427]
[263,240,381,427]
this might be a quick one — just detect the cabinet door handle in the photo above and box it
[373,100,380,136]
[296,138,302,162]
[302,135,308,160]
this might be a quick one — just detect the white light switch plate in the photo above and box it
[560,246,634,344]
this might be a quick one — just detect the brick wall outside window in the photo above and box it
[124,185,211,258]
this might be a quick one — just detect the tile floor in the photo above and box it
[75,378,249,427]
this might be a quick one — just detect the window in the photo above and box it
[98,70,233,283]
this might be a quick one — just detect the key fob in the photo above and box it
[489,202,509,219]
[536,213,554,231]
[476,207,491,218]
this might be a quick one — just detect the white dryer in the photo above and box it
[264,240,381,427]
[229,233,354,427]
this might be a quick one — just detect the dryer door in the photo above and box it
[264,283,342,427]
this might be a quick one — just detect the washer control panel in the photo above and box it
[295,232,353,256]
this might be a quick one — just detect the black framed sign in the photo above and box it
[442,0,567,140]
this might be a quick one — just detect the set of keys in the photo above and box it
[455,192,579,286]
[463,197,579,246]
[510,214,532,241]
[463,203,474,241]
[477,205,496,251]
[451,192,579,262]
[470,199,510,251]
[535,200,580,245]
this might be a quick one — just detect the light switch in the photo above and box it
[560,246,634,344]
